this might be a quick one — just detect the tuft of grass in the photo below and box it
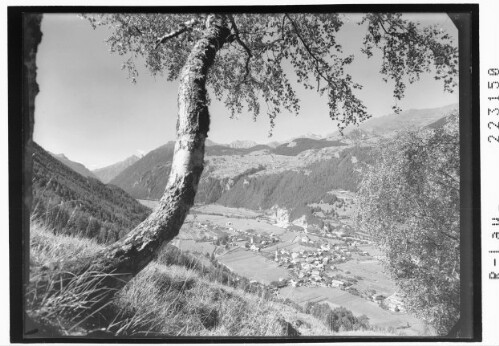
[30,222,104,267]
[27,268,121,335]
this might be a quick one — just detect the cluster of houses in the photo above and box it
[191,219,282,250]
[244,233,280,252]
[208,222,281,252]
[194,215,409,313]
[271,242,360,288]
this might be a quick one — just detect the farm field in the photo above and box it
[191,213,286,235]
[171,238,217,256]
[218,247,290,284]
[337,259,398,296]
[279,286,426,335]
[261,240,312,255]
[357,244,385,258]
[194,204,261,218]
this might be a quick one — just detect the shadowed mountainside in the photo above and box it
[32,142,150,243]
[93,155,141,183]
[49,152,98,179]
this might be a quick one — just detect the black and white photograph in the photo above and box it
[8,4,482,342]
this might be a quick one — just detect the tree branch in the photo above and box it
[374,14,451,64]
[133,25,143,36]
[154,18,200,49]
[228,15,252,81]
[284,13,333,89]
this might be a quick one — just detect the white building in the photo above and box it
[330,280,345,288]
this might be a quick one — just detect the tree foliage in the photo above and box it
[304,302,370,332]
[356,113,460,334]
[83,12,457,132]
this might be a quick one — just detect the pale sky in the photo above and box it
[33,13,459,169]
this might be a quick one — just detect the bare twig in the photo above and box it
[133,25,143,36]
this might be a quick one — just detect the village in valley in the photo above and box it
[146,189,421,334]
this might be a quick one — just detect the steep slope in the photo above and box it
[216,146,374,213]
[424,111,459,130]
[50,152,98,179]
[109,142,176,200]
[92,155,141,183]
[108,139,347,200]
[109,142,274,199]
[32,142,150,243]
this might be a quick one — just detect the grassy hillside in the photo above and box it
[32,142,150,243]
[29,223,383,337]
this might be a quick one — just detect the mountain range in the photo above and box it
[47,103,457,208]
[106,103,458,226]
[33,103,458,236]
[326,103,458,139]
[92,154,141,183]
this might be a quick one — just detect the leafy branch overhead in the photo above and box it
[361,13,458,112]
[82,13,458,132]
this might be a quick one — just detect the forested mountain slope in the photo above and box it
[49,152,98,179]
[92,154,141,183]
[31,142,150,243]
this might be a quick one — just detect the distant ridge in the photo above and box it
[228,140,259,149]
[109,141,177,199]
[327,103,458,139]
[205,138,219,146]
[93,155,141,183]
[49,152,98,179]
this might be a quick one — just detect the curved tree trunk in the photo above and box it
[49,15,231,295]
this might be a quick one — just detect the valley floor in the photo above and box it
[137,201,432,336]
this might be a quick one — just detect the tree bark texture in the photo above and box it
[23,13,44,337]
[50,15,232,295]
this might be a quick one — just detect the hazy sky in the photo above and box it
[34,13,458,169]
